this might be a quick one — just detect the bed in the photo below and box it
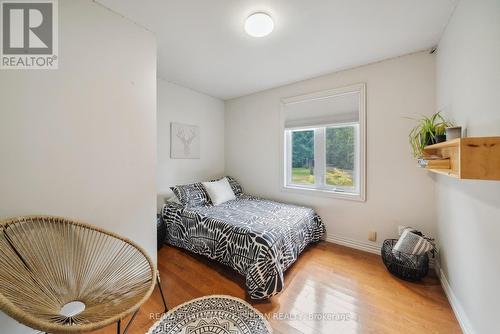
[161,179,325,299]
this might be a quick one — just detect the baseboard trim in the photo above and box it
[327,235,469,333]
[326,234,381,255]
[439,268,474,334]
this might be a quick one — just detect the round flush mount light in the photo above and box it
[245,12,274,37]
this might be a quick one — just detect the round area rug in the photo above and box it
[146,295,272,334]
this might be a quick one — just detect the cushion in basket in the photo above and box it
[393,229,433,255]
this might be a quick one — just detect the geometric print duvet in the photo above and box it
[161,195,325,299]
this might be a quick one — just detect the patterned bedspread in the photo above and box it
[161,195,325,299]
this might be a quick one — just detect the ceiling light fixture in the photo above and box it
[245,12,274,37]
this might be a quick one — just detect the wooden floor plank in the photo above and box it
[90,242,461,334]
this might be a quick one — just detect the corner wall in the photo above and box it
[225,51,437,252]
[435,0,500,333]
[156,79,225,208]
[0,1,157,332]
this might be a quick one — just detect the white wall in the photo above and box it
[225,51,437,251]
[0,1,156,332]
[435,0,500,333]
[157,79,225,208]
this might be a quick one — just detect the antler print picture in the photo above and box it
[170,123,200,159]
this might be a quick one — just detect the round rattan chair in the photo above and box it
[0,216,168,334]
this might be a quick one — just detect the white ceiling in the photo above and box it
[97,0,457,100]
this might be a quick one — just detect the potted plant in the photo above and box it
[434,122,447,143]
[408,112,453,158]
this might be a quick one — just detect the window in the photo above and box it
[290,129,315,185]
[281,84,366,201]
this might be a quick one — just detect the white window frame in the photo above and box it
[280,83,366,202]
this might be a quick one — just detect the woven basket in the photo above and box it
[381,239,429,281]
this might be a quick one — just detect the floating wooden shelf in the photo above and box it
[422,136,500,180]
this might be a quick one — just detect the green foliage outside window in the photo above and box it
[291,126,355,187]
[291,130,314,168]
[325,126,355,171]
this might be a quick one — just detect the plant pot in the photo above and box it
[425,136,436,146]
[435,134,446,143]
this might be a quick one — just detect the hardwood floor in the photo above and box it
[90,242,461,334]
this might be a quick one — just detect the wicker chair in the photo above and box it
[0,216,168,334]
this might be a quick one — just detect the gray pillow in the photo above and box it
[170,182,210,208]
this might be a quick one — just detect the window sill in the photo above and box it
[281,185,366,202]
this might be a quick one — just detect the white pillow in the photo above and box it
[202,177,236,206]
